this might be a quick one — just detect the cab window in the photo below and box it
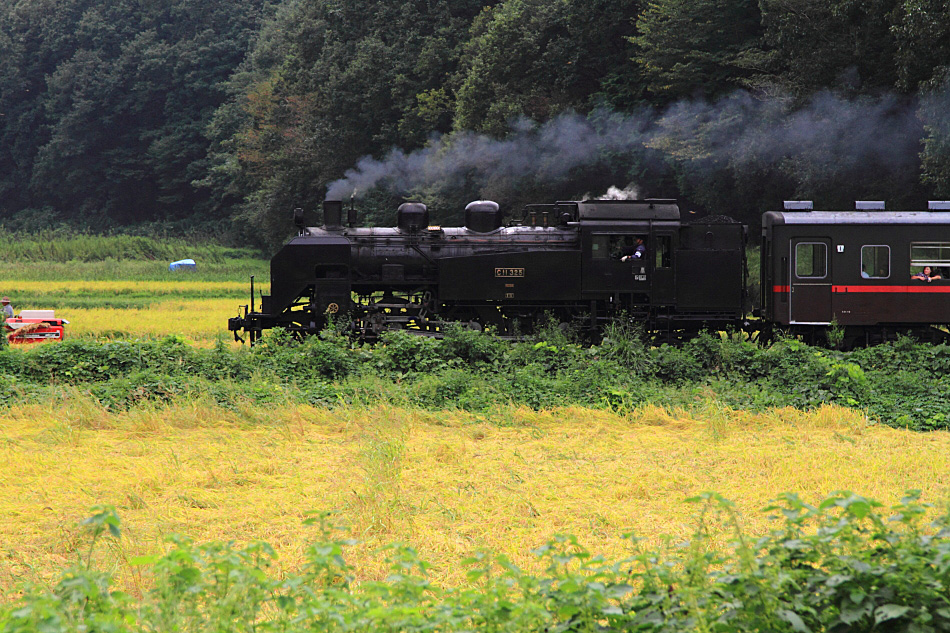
[654,235,672,268]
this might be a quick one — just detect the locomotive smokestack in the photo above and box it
[323,200,343,230]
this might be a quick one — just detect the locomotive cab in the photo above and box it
[577,200,745,334]
[579,200,679,301]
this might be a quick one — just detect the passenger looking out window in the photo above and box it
[911,266,942,282]
[910,242,950,282]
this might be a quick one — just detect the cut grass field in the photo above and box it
[1,399,947,595]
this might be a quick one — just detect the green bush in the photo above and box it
[651,343,705,383]
[509,339,584,374]
[437,324,507,369]
[0,327,948,429]
[87,369,190,409]
[251,329,356,381]
[409,369,500,411]
[375,330,445,374]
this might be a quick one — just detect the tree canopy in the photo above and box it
[0,0,272,230]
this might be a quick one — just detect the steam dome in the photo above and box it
[465,200,502,233]
[397,202,429,232]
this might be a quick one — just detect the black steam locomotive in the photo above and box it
[227,198,950,345]
[228,198,747,343]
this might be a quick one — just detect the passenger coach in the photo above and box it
[762,200,950,343]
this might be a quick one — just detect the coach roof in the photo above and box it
[764,211,950,226]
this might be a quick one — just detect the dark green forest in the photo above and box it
[2,0,949,249]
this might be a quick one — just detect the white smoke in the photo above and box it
[596,184,641,200]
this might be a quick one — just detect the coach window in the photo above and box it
[910,242,950,278]
[795,242,827,278]
[860,245,889,279]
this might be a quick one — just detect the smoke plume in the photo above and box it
[324,89,931,202]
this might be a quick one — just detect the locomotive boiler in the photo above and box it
[228,198,748,343]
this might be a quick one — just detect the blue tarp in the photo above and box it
[169,259,197,271]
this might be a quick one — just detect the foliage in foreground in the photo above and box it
[1,323,949,428]
[3,491,950,632]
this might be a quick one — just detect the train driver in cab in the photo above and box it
[621,236,646,262]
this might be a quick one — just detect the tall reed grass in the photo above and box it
[0,258,266,283]
[0,233,260,263]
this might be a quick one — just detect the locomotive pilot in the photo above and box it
[621,236,646,262]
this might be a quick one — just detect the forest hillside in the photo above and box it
[1,0,949,249]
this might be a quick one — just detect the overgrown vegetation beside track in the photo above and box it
[1,323,949,429]
[3,492,950,632]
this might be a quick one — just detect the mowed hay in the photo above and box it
[1,400,949,594]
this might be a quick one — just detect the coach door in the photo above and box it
[790,238,832,324]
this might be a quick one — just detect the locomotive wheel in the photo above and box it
[369,313,387,335]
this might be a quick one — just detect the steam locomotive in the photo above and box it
[227,198,950,345]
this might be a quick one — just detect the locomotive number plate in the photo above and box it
[495,268,525,277]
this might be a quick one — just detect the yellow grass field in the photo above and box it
[2,400,948,595]
[0,280,267,345]
[64,299,247,343]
